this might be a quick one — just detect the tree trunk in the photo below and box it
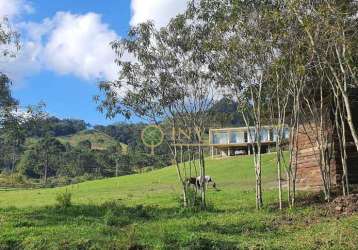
[199,146,206,209]
[276,143,282,210]
[44,156,48,184]
[173,144,187,207]
[341,91,358,152]
[115,160,119,177]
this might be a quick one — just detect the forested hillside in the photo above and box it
[0,114,174,187]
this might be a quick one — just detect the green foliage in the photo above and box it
[0,17,20,57]
[0,74,17,113]
[55,191,72,209]
[78,139,92,150]
[16,131,133,183]
[24,116,88,138]
[2,112,174,185]
[103,209,130,227]
[94,123,145,146]
[209,98,244,127]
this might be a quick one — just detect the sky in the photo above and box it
[0,0,188,125]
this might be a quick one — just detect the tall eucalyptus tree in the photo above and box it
[96,12,218,208]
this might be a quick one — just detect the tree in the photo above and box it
[291,0,357,198]
[78,140,92,150]
[186,0,274,209]
[1,111,26,173]
[96,9,219,208]
[0,17,20,57]
[209,98,243,127]
[35,136,66,183]
[0,17,19,127]
[108,143,123,177]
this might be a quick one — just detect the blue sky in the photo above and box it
[0,0,188,125]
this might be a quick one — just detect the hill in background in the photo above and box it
[58,129,127,152]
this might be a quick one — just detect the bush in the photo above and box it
[12,174,26,184]
[101,200,122,212]
[104,210,117,226]
[55,191,72,209]
[104,209,131,227]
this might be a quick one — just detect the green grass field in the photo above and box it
[0,154,357,249]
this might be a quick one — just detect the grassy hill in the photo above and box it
[25,129,127,152]
[58,129,127,152]
[0,154,277,208]
[0,154,357,249]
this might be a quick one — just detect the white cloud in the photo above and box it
[42,12,118,80]
[0,0,33,20]
[1,11,119,82]
[0,0,37,86]
[0,39,42,84]
[2,0,190,84]
[130,0,188,27]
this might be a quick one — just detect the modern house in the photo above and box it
[208,100,358,191]
[209,126,289,158]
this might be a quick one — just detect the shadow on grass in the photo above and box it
[1,201,226,229]
[182,237,240,250]
[269,186,358,211]
[265,191,328,211]
[193,221,272,235]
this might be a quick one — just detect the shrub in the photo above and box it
[130,205,151,219]
[12,174,26,184]
[103,210,130,227]
[0,238,21,250]
[101,200,122,212]
[104,210,117,226]
[55,191,72,209]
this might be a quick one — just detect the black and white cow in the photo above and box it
[185,176,216,190]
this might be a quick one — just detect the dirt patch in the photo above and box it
[330,194,358,215]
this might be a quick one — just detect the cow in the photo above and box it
[196,175,217,189]
[185,176,217,190]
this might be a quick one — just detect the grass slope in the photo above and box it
[58,130,127,151]
[0,154,277,208]
[0,154,357,249]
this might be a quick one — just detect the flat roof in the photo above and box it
[170,141,278,147]
[209,125,282,132]
[211,141,277,148]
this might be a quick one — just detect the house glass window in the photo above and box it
[229,131,245,144]
[213,132,229,144]
[247,129,256,143]
[283,128,290,139]
[260,128,269,142]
